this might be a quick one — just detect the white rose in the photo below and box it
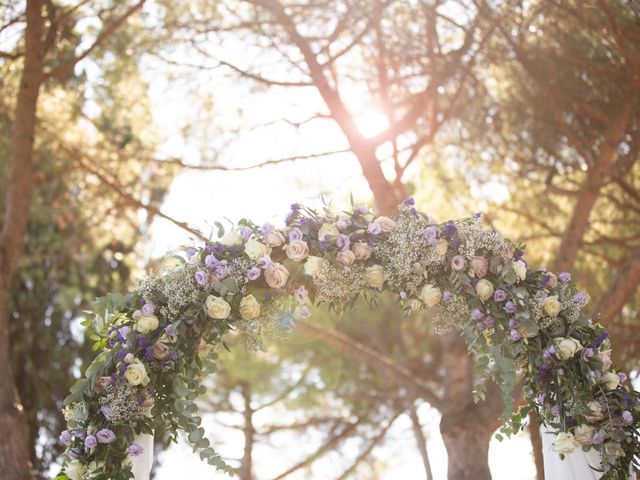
[304,256,326,276]
[375,216,396,232]
[352,241,371,260]
[125,359,150,386]
[264,230,285,247]
[265,263,289,289]
[475,279,494,302]
[419,284,442,307]
[365,265,385,289]
[585,400,604,422]
[135,315,159,334]
[221,228,244,246]
[337,249,355,266]
[600,372,620,390]
[513,260,527,282]
[552,432,580,454]
[244,238,271,260]
[598,349,612,372]
[206,295,231,319]
[543,295,562,317]
[573,425,595,445]
[436,239,448,256]
[318,223,340,240]
[285,239,309,261]
[554,337,582,360]
[239,294,261,320]
[64,460,86,480]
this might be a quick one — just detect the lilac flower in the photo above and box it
[99,406,113,421]
[84,435,97,449]
[476,322,487,332]
[247,267,261,281]
[402,197,415,206]
[239,226,252,241]
[205,254,218,269]
[319,237,330,253]
[573,293,588,305]
[194,271,209,286]
[165,325,178,339]
[204,244,214,254]
[261,223,275,235]
[288,227,303,241]
[67,448,81,460]
[59,430,72,446]
[471,309,484,321]
[443,290,453,303]
[257,255,273,270]
[509,319,517,328]
[336,234,350,251]
[485,316,495,328]
[356,205,370,214]
[510,329,521,342]
[423,226,438,245]
[452,237,461,250]
[504,301,517,314]
[581,348,594,361]
[118,326,131,343]
[141,303,155,316]
[213,264,229,280]
[400,291,407,299]
[550,405,561,417]
[618,372,628,384]
[451,255,466,271]
[297,305,311,319]
[96,429,116,444]
[367,222,382,235]
[494,290,507,302]
[293,286,309,304]
[591,432,605,444]
[559,272,571,283]
[122,353,133,364]
[128,443,144,457]
[185,246,197,257]
[443,221,458,237]
[622,410,633,425]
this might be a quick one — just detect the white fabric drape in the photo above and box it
[540,426,603,480]
[131,433,154,480]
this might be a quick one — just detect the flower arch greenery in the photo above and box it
[57,199,638,480]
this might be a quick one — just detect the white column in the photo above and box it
[131,433,154,480]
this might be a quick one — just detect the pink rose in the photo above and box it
[351,241,371,261]
[264,230,286,247]
[152,342,170,360]
[471,256,489,278]
[375,216,396,232]
[337,250,356,266]
[265,263,289,289]
[285,239,309,261]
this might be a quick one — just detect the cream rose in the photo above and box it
[585,400,604,422]
[135,314,159,334]
[125,359,150,386]
[543,295,562,317]
[240,294,261,320]
[244,238,271,260]
[552,432,580,454]
[222,228,244,246]
[318,223,340,239]
[375,216,396,232]
[304,256,326,276]
[573,425,595,445]
[554,337,582,360]
[64,460,86,480]
[436,239,448,256]
[600,371,620,390]
[598,349,612,372]
[264,230,286,247]
[206,295,231,319]
[152,341,170,360]
[513,260,527,282]
[352,241,371,260]
[471,256,489,278]
[265,263,289,289]
[337,249,355,266]
[475,279,494,302]
[365,265,385,289]
[286,239,309,261]
[419,284,442,307]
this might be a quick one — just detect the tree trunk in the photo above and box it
[529,414,545,480]
[0,1,45,478]
[408,399,433,480]
[238,382,254,480]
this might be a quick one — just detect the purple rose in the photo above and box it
[96,429,116,444]
[294,286,308,304]
[622,410,633,425]
[214,264,229,280]
[59,430,72,446]
[257,255,273,270]
[618,372,628,383]
[239,226,252,241]
[476,322,487,332]
[261,223,275,235]
[297,305,311,319]
[494,290,507,302]
[504,301,517,314]
[205,254,218,269]
[194,271,209,286]
[84,435,97,449]
[581,348,594,361]
[509,319,517,328]
[288,227,303,241]
[423,226,438,245]
[485,315,495,328]
[443,291,453,303]
[99,406,113,421]
[185,246,197,257]
[141,303,155,316]
[510,329,521,342]
[550,405,561,417]
[67,448,81,460]
[451,255,466,271]
[471,309,484,321]
[336,234,350,251]
[247,267,261,281]
[443,221,458,237]
[559,272,571,283]
[367,222,382,235]
[573,293,588,305]
[128,443,144,457]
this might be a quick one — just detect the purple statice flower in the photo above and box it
[285,203,301,225]
[504,301,517,314]
[185,246,197,258]
[593,332,609,349]
[128,443,144,457]
[84,435,97,449]
[336,234,350,251]
[550,405,561,417]
[423,226,438,245]
[558,272,571,283]
[247,267,261,281]
[476,322,487,332]
[115,350,126,362]
[510,329,521,342]
[204,244,214,254]
[168,351,180,362]
[194,271,209,286]
[485,315,495,328]
[443,291,453,303]
[136,334,150,349]
[471,309,484,321]
[239,226,252,241]
[581,347,594,361]
[297,305,311,319]
[452,237,461,250]
[356,205,370,214]
[99,406,113,421]
[213,263,229,280]
[288,227,303,241]
[475,212,482,219]
[443,221,458,237]
[494,290,507,302]
[96,429,116,444]
[367,222,382,235]
[59,430,72,446]
[215,243,224,254]
[573,293,588,305]
[257,255,273,270]
[118,326,131,343]
[141,303,155,316]
[293,286,308,304]
[622,410,633,425]
[402,197,415,206]
[591,431,605,444]
[451,255,466,271]
[204,254,218,269]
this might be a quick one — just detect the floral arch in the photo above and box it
[57,199,638,480]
